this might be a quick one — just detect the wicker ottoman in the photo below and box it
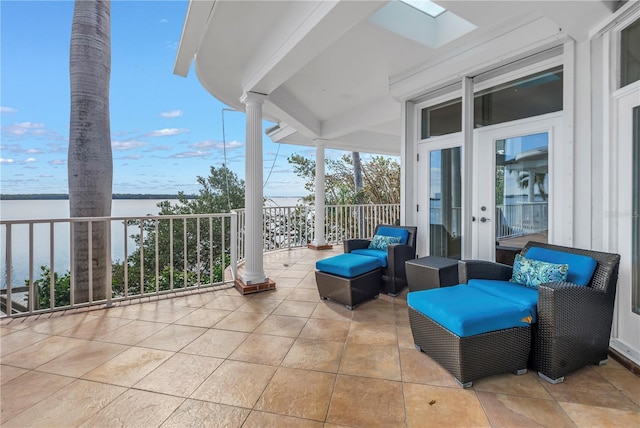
[315,253,382,310]
[408,286,531,387]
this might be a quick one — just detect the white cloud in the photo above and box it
[190,140,217,149]
[49,159,67,165]
[147,145,172,152]
[160,18,168,24]
[111,140,147,151]
[1,122,66,142]
[171,150,210,159]
[23,157,37,163]
[39,174,54,178]
[0,158,15,164]
[3,122,45,136]
[146,128,189,137]
[223,140,244,150]
[189,139,244,150]
[0,144,45,154]
[160,109,183,118]
[122,155,143,160]
[0,106,17,113]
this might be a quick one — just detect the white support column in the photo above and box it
[240,92,269,287]
[312,139,328,247]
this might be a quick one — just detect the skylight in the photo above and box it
[400,0,446,18]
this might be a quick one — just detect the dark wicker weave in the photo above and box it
[409,307,530,387]
[458,241,621,383]
[344,224,417,296]
[315,268,381,310]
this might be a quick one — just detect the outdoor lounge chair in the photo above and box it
[408,241,621,386]
[344,224,417,296]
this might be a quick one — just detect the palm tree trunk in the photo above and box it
[68,0,112,303]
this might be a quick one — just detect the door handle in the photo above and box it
[480,217,490,223]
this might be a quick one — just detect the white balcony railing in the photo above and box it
[1,213,235,317]
[233,204,401,262]
[1,204,400,318]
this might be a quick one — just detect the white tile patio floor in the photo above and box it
[1,247,639,427]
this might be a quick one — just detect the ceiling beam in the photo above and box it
[267,87,322,138]
[242,0,386,95]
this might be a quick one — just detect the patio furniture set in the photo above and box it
[315,225,621,388]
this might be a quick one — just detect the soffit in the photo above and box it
[187,0,615,149]
[282,20,434,122]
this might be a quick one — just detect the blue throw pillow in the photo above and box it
[510,254,569,289]
[369,234,401,251]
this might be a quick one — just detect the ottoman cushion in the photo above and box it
[351,249,388,267]
[316,253,382,278]
[467,279,539,322]
[408,285,533,337]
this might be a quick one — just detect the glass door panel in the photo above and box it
[474,117,559,261]
[429,147,462,259]
[495,132,549,248]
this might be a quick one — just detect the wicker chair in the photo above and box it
[344,224,417,296]
[458,241,621,383]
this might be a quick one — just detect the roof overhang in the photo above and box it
[174,1,618,156]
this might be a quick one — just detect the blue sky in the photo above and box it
[0,0,356,197]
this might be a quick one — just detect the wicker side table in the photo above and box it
[405,256,459,292]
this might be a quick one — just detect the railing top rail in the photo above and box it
[234,203,400,210]
[0,212,233,226]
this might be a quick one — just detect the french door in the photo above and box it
[417,135,462,259]
[418,115,562,261]
[473,115,562,260]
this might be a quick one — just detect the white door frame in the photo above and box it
[611,83,640,363]
[472,113,563,260]
[417,134,462,259]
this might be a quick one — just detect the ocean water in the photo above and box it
[0,197,301,288]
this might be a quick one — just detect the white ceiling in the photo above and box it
[176,0,617,155]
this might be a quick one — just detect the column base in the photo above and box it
[234,278,276,295]
[307,243,334,251]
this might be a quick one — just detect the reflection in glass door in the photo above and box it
[475,118,558,262]
[495,132,549,248]
[429,147,462,259]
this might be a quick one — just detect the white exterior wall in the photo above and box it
[395,6,640,364]
[572,38,596,250]
[590,34,606,251]
[400,100,417,227]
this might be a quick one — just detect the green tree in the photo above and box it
[113,165,245,295]
[288,153,400,205]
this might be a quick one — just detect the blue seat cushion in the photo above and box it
[376,226,409,245]
[467,279,538,323]
[408,285,533,337]
[351,248,388,267]
[525,247,597,286]
[316,253,381,278]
